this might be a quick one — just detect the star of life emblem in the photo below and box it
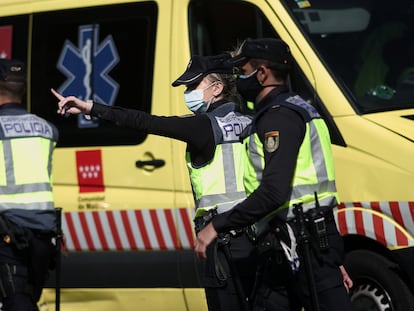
[56,24,119,128]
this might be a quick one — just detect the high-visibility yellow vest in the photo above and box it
[0,109,58,230]
[244,95,339,223]
[186,103,252,219]
[243,133,264,196]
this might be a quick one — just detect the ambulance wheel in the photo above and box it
[345,249,414,311]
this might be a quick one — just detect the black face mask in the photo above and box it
[236,69,262,102]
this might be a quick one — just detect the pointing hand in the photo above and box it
[51,88,93,116]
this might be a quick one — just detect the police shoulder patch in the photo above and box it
[264,131,279,153]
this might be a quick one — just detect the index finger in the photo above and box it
[51,88,64,100]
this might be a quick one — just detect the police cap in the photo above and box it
[0,59,26,82]
[227,38,291,69]
[172,53,233,87]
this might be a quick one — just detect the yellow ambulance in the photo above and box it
[0,0,413,310]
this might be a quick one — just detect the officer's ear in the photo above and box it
[212,81,224,97]
[257,65,271,85]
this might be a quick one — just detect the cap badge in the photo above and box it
[10,65,22,72]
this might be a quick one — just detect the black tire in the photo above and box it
[345,249,414,311]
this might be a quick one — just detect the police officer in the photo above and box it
[0,59,59,310]
[52,54,259,310]
[195,39,355,311]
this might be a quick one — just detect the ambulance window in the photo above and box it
[189,1,275,56]
[30,3,157,147]
[0,15,29,65]
[188,0,345,145]
[284,0,414,113]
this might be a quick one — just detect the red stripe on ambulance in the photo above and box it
[410,202,414,220]
[165,208,180,249]
[93,211,108,250]
[120,210,137,249]
[150,210,166,249]
[178,208,195,248]
[390,201,404,227]
[372,212,386,245]
[336,205,348,235]
[354,208,366,236]
[79,212,95,250]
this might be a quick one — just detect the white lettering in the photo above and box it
[217,112,252,142]
[0,115,53,139]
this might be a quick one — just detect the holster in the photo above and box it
[255,230,283,257]
[0,263,32,299]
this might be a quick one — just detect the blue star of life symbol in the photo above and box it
[57,24,119,128]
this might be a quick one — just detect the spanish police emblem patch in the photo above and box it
[264,131,279,153]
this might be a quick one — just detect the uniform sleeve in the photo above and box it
[91,103,213,149]
[212,106,306,233]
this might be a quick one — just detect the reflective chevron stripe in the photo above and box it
[62,208,195,251]
[335,201,414,248]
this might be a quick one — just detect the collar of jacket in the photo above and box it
[240,86,290,139]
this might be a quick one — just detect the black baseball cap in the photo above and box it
[227,38,291,68]
[0,59,26,82]
[172,53,233,87]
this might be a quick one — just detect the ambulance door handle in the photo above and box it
[135,159,165,169]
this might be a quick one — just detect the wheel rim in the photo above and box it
[350,278,392,311]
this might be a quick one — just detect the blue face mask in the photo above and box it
[183,82,216,114]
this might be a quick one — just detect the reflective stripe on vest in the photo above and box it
[244,133,263,196]
[281,119,338,217]
[189,143,247,218]
[0,136,55,211]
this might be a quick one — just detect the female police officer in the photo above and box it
[52,54,259,311]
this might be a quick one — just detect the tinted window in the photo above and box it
[189,1,275,56]
[31,2,157,147]
[284,0,414,113]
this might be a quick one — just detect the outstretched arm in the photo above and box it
[51,88,93,116]
[51,88,215,159]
